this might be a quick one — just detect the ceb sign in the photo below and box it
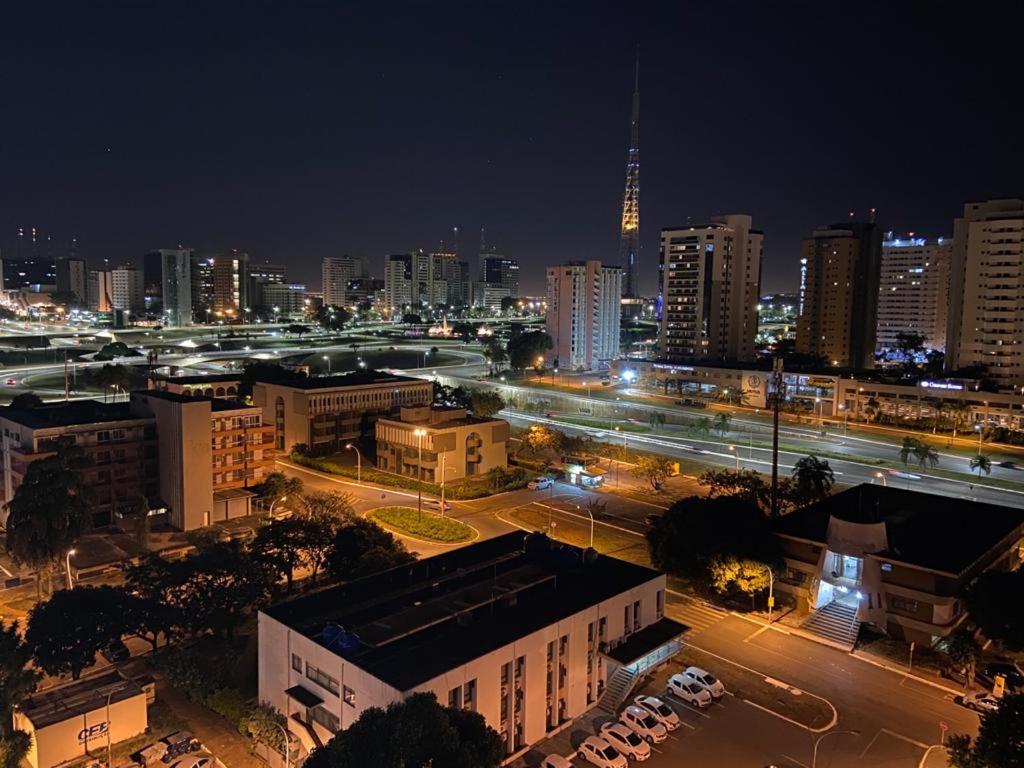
[77,722,109,743]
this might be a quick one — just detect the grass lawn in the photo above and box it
[370,506,475,543]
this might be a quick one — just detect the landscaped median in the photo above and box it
[369,506,477,544]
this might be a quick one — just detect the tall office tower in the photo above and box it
[248,263,286,305]
[211,250,248,316]
[478,253,520,296]
[876,235,951,353]
[189,254,214,318]
[432,251,467,306]
[322,256,365,307]
[546,261,623,371]
[795,220,882,369]
[658,214,764,363]
[618,57,640,297]
[383,253,414,312]
[87,270,114,312]
[946,199,1024,388]
[56,256,87,303]
[143,248,193,326]
[111,266,145,313]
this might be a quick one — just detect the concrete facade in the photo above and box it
[545,261,622,371]
[877,236,951,353]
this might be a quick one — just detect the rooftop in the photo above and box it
[18,671,144,728]
[153,372,242,384]
[0,400,148,430]
[773,484,1024,575]
[251,366,423,390]
[264,532,663,690]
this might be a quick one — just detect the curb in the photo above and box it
[849,651,963,696]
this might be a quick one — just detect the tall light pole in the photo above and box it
[414,428,426,521]
[322,355,331,373]
[839,403,848,441]
[728,445,739,470]
[439,453,456,516]
[874,471,887,487]
[270,720,292,768]
[345,443,362,483]
[812,730,860,768]
[578,504,594,549]
[269,496,288,517]
[105,688,114,768]
[65,548,77,590]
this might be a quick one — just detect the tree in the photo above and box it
[297,490,356,521]
[712,412,732,436]
[698,469,768,507]
[521,425,563,456]
[26,586,129,680]
[648,411,666,429]
[470,390,505,419]
[506,330,553,372]
[944,628,979,689]
[315,305,351,330]
[8,392,43,409]
[118,495,151,549]
[286,324,311,337]
[483,339,508,374]
[962,568,1024,651]
[708,557,772,609]
[0,731,32,768]
[970,454,992,480]
[898,436,922,467]
[307,693,503,768]
[864,396,881,423]
[4,442,92,596]
[647,496,782,584]
[0,622,40,737]
[631,455,674,491]
[691,416,712,438]
[326,518,414,581]
[252,471,304,505]
[401,313,422,325]
[791,455,835,502]
[947,692,1024,768]
[123,554,181,650]
[913,442,939,469]
[250,518,313,592]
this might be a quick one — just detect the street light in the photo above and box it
[269,720,293,768]
[65,548,77,590]
[269,496,288,517]
[812,730,860,768]
[345,443,362,483]
[838,403,848,441]
[976,423,983,455]
[874,471,887,487]
[414,428,427,521]
[764,565,775,623]
[727,445,739,470]
[578,504,595,549]
[439,453,457,516]
[322,355,331,373]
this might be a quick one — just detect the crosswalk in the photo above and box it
[666,593,729,635]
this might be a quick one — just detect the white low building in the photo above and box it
[258,532,683,760]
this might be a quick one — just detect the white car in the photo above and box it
[682,666,726,698]
[619,704,667,743]
[961,692,1000,714]
[632,695,680,732]
[528,477,554,490]
[667,673,713,707]
[577,736,628,768]
[171,757,214,768]
[600,722,651,761]
[541,756,576,768]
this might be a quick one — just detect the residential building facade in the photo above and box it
[87,270,114,312]
[658,215,763,363]
[946,199,1024,389]
[111,266,145,314]
[55,256,87,303]
[546,260,622,371]
[322,256,365,307]
[876,236,951,352]
[795,221,882,368]
[143,248,193,326]
[212,250,249,316]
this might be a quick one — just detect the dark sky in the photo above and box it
[3,1,1023,295]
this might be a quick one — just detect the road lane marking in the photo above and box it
[743,623,773,643]
[780,754,809,768]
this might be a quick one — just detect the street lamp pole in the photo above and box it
[322,355,331,373]
[812,730,860,768]
[580,504,594,549]
[414,428,426,521]
[728,445,739,470]
[65,548,77,590]
[874,471,887,487]
[345,443,362,483]
[765,566,774,624]
[269,496,288,518]
[271,721,292,768]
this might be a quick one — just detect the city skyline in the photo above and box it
[2,3,1023,297]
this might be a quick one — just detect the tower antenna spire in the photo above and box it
[619,48,641,297]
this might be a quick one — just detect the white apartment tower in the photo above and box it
[659,214,763,362]
[946,199,1024,389]
[545,260,622,371]
[111,266,145,313]
[876,236,951,353]
[322,256,365,307]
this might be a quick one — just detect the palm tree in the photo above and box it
[864,397,881,423]
[898,437,920,467]
[913,442,939,469]
[792,455,835,502]
[970,454,992,480]
[949,400,971,439]
[692,416,712,438]
[713,412,732,437]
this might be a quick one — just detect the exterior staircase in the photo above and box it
[800,601,861,650]
[597,666,640,715]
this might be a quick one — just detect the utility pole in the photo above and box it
[770,356,785,517]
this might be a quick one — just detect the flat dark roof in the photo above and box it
[251,367,423,390]
[265,532,662,690]
[19,671,143,728]
[774,484,1024,574]
[0,400,147,430]
[135,389,255,412]
[154,372,241,384]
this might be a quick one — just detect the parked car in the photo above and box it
[528,477,554,490]
[619,705,667,743]
[632,695,681,731]
[682,666,726,698]
[997,461,1021,470]
[170,756,213,768]
[978,662,1024,693]
[960,691,1000,714]
[599,722,651,761]
[577,736,628,768]
[540,756,576,768]
[161,732,199,763]
[100,638,131,663]
[667,673,713,707]
[139,744,168,768]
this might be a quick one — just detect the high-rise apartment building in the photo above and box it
[189,254,214,319]
[546,261,622,371]
[111,267,145,314]
[248,263,287,307]
[383,253,414,312]
[658,214,763,363]
[795,221,882,368]
[87,270,114,312]
[876,236,950,352]
[478,253,519,295]
[56,257,87,303]
[143,249,193,326]
[946,199,1024,388]
[322,256,365,307]
[212,250,249,316]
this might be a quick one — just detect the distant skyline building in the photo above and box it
[946,198,1024,389]
[248,263,287,308]
[876,235,950,352]
[618,57,641,297]
[111,266,145,313]
[475,252,519,309]
[56,256,87,302]
[322,256,365,307]
[795,220,882,369]
[658,214,763,363]
[87,270,113,312]
[546,260,622,371]
[143,248,193,326]
[383,253,414,312]
[212,250,249,316]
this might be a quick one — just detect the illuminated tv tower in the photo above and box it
[618,54,640,297]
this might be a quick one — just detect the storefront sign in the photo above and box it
[921,381,964,391]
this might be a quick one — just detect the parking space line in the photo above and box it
[859,729,884,759]
[780,753,810,768]
[668,698,711,718]
[743,623,773,643]
[881,728,929,750]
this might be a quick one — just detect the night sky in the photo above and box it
[3,2,1023,296]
